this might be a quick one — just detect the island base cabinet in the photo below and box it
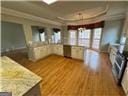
[52,45,63,56]
[71,47,84,60]
[23,84,41,96]
[29,45,52,61]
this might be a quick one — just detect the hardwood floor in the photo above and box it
[3,50,125,96]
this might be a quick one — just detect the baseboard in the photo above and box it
[1,47,27,53]
[1,47,27,56]
[100,51,109,53]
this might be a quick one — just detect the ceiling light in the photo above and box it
[42,0,57,5]
[78,13,86,32]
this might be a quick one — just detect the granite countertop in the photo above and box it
[0,56,42,96]
[109,44,120,51]
[29,43,86,49]
[63,44,86,48]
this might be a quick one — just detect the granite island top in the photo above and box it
[0,56,42,96]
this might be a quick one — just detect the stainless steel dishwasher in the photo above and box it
[63,45,71,58]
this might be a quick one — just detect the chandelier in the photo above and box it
[78,13,86,32]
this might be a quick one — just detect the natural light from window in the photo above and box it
[52,31,61,44]
[78,29,91,47]
[40,32,45,42]
[69,30,77,45]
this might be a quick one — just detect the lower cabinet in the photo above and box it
[109,45,117,65]
[121,63,128,96]
[52,45,63,56]
[71,46,84,60]
[23,84,41,96]
[71,47,78,59]
[29,44,63,61]
[29,44,84,61]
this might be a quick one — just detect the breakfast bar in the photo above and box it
[0,56,42,96]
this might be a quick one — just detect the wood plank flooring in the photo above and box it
[4,50,125,96]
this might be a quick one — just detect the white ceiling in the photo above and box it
[1,1,128,25]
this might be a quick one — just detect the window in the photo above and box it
[52,31,61,43]
[40,32,45,42]
[69,30,77,45]
[92,28,102,49]
[78,29,91,47]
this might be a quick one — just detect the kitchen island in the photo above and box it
[0,56,42,96]
[28,43,86,61]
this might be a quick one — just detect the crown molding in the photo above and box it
[1,7,62,26]
[57,4,109,21]
[66,13,125,25]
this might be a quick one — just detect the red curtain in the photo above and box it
[67,21,104,30]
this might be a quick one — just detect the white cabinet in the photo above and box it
[109,45,117,65]
[29,45,52,61]
[33,47,44,60]
[71,47,78,59]
[29,44,85,61]
[29,44,64,61]
[52,45,63,56]
[47,45,52,55]
[122,63,128,96]
[71,46,84,60]
[57,45,63,56]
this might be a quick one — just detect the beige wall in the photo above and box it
[1,14,62,45]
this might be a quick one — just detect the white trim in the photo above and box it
[1,7,62,26]
[66,13,125,25]
[57,4,109,21]
[100,51,109,53]
[1,46,27,53]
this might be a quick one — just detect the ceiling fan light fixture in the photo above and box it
[42,0,57,5]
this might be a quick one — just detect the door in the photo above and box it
[91,28,102,50]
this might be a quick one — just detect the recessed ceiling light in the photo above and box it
[42,0,57,5]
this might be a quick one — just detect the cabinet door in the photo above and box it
[109,48,113,63]
[122,64,128,95]
[44,46,47,56]
[112,51,116,65]
[78,48,84,60]
[109,48,116,65]
[58,46,63,56]
[47,45,51,55]
[71,47,77,58]
[71,47,84,60]
[54,46,58,55]
[52,45,56,54]
[60,46,63,56]
[34,48,41,60]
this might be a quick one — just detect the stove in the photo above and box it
[112,44,128,85]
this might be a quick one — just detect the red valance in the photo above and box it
[67,21,104,30]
